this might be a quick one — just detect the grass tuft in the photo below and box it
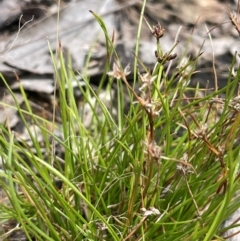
[0,2,240,241]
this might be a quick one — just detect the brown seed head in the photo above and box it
[151,22,165,39]
[155,51,177,64]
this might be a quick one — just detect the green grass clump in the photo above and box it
[0,2,240,241]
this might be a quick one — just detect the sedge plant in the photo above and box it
[0,2,240,241]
